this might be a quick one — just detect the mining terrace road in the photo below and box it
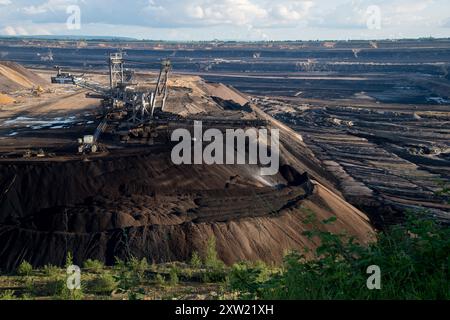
[271,96,450,113]
[175,71,371,81]
[0,89,100,123]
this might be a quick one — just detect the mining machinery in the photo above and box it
[51,54,171,123]
[51,53,172,153]
[52,67,109,94]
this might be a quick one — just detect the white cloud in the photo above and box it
[187,6,204,19]
[15,26,29,35]
[195,0,267,25]
[144,0,268,26]
[23,5,48,15]
[22,0,78,15]
[0,0,449,40]
[393,0,432,14]
[2,26,16,35]
[1,25,30,36]
[270,1,314,22]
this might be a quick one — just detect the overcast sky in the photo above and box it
[1,0,450,40]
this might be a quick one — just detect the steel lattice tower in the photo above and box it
[109,52,124,90]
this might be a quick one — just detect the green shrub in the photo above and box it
[113,257,147,298]
[43,264,60,277]
[190,251,202,269]
[53,279,84,300]
[127,288,146,300]
[83,259,104,273]
[20,293,33,300]
[155,273,166,286]
[201,237,227,283]
[65,252,74,268]
[184,267,194,279]
[169,267,179,287]
[113,257,126,271]
[205,237,225,270]
[229,211,450,300]
[128,257,149,281]
[41,278,62,297]
[23,277,36,296]
[228,261,273,299]
[87,273,117,295]
[17,261,33,276]
[114,267,138,292]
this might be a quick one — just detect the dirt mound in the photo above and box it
[212,96,253,112]
[203,82,249,106]
[0,61,48,92]
[0,93,15,105]
[0,148,373,271]
[165,77,252,117]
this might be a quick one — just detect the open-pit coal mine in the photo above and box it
[0,38,449,271]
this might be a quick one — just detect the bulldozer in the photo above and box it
[32,85,45,97]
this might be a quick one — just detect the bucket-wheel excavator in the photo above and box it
[51,54,172,153]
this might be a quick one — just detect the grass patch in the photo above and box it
[0,290,16,300]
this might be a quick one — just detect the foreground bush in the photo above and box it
[83,259,104,273]
[87,273,117,295]
[16,261,33,276]
[229,211,450,300]
[203,237,227,283]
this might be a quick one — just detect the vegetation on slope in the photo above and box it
[228,210,449,300]
[0,209,448,300]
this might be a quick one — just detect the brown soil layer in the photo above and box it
[0,61,48,92]
[0,93,15,105]
[0,148,373,271]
